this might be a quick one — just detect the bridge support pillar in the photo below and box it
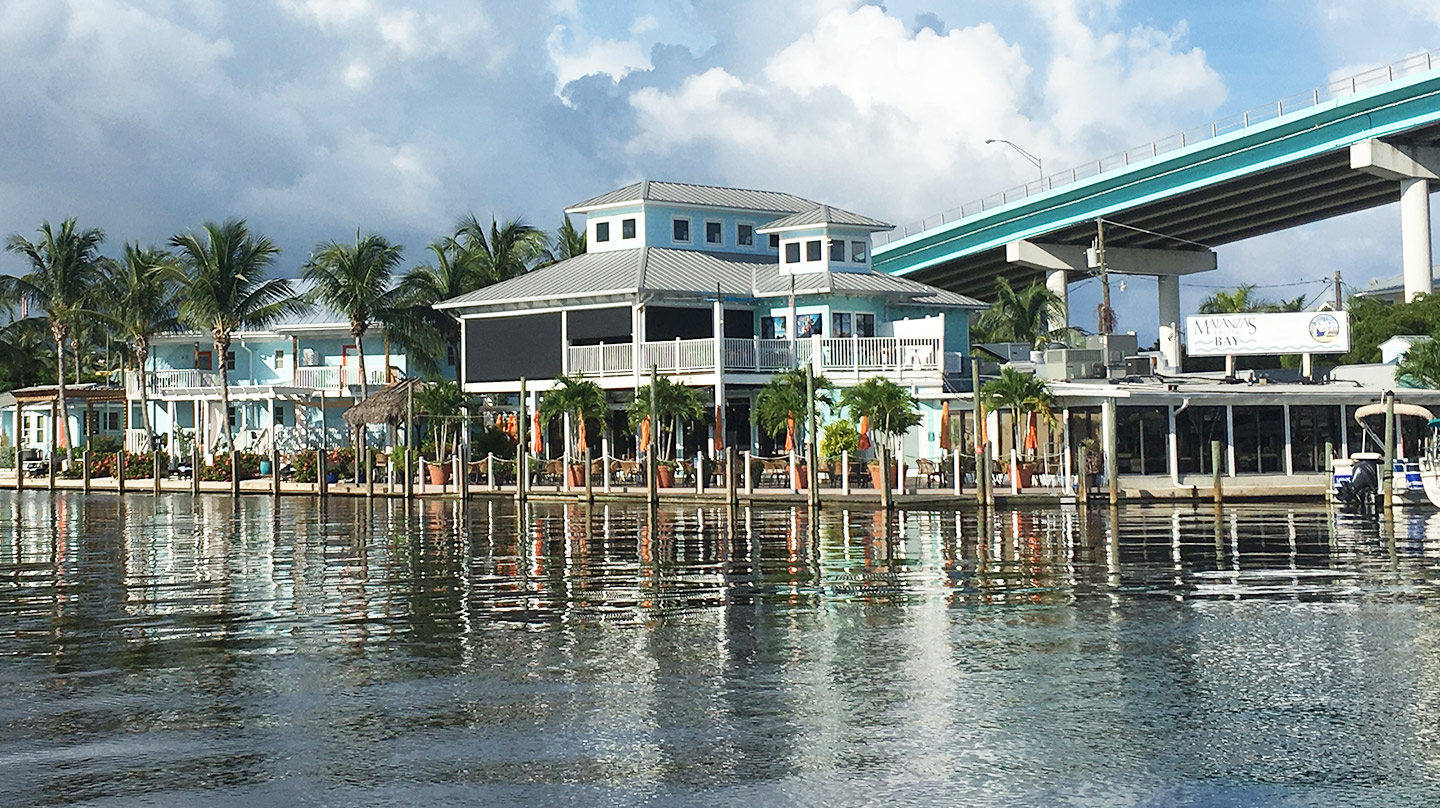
[1402,177,1434,301]
[1045,268,1068,335]
[1156,274,1181,372]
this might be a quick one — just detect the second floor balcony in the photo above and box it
[567,336,949,380]
[126,366,390,397]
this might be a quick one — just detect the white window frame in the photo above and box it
[851,240,868,263]
[737,223,755,248]
[704,219,724,246]
[672,216,692,244]
[274,349,286,370]
[831,311,854,338]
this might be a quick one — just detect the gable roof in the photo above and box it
[436,247,986,313]
[758,204,892,232]
[567,180,820,215]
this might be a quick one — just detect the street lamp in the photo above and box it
[985,138,1044,182]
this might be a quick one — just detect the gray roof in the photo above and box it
[758,204,891,231]
[437,247,987,312]
[567,180,820,215]
[1356,265,1440,298]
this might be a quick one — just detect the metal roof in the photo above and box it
[567,180,820,215]
[758,204,892,231]
[437,248,987,313]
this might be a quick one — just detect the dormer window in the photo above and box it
[706,220,723,245]
[806,240,822,261]
[851,241,868,263]
[830,239,846,262]
[595,221,611,243]
[784,242,800,264]
[622,218,636,239]
[769,234,780,249]
[672,217,691,244]
[738,224,754,247]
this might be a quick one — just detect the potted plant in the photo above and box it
[980,367,1058,489]
[416,380,468,485]
[541,373,608,487]
[627,376,704,488]
[841,377,922,491]
[820,419,859,484]
[753,368,834,488]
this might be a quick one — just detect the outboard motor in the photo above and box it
[1335,453,1381,515]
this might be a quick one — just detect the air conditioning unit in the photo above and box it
[1124,355,1153,377]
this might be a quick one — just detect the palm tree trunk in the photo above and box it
[137,341,154,454]
[53,324,71,461]
[354,328,368,400]
[217,332,233,452]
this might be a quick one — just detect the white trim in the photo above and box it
[567,199,802,217]
[437,289,637,311]
[736,222,757,249]
[455,299,637,319]
[704,218,724,247]
[671,215,693,245]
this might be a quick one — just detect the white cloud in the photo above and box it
[546,23,653,97]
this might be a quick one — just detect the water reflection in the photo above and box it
[4,493,1440,805]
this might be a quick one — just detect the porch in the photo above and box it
[567,336,951,379]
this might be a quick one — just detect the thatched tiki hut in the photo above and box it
[343,378,423,449]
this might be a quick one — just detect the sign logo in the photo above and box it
[1308,314,1340,344]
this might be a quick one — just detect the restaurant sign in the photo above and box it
[1186,311,1350,357]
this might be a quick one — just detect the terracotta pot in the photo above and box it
[427,463,451,485]
[791,464,808,489]
[1017,461,1037,488]
[868,463,902,490]
[657,465,675,488]
[566,464,587,487]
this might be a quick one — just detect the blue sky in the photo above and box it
[1,0,1439,342]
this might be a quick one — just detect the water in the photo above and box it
[3,492,1440,807]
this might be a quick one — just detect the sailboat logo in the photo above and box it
[1309,314,1340,344]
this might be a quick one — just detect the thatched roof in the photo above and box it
[343,378,425,427]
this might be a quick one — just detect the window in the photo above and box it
[595,221,611,242]
[706,220,723,245]
[851,240,868,263]
[830,239,846,262]
[446,342,458,366]
[274,350,286,370]
[832,312,853,337]
[856,313,876,337]
[196,351,212,370]
[806,240,822,261]
[227,406,236,428]
[622,218,636,239]
[769,233,780,249]
[738,223,754,247]
[103,410,120,431]
[672,217,691,243]
[23,415,44,447]
[226,352,236,371]
[762,316,788,339]
[795,313,822,337]
[274,404,287,427]
[784,242,800,264]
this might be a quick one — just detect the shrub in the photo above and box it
[819,420,859,459]
[292,450,319,483]
[89,435,123,454]
[198,451,262,482]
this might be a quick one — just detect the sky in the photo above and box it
[2,0,1440,344]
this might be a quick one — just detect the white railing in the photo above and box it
[293,366,387,390]
[127,368,221,394]
[874,48,1440,247]
[565,336,943,378]
[568,343,634,377]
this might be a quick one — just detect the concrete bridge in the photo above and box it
[874,49,1440,369]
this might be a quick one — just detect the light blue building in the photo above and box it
[438,180,986,462]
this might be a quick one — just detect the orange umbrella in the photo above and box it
[939,401,951,451]
[1024,412,1039,452]
[532,411,543,455]
[640,416,651,453]
[576,415,588,453]
[785,413,796,453]
[857,415,871,451]
[976,404,987,452]
[714,405,724,452]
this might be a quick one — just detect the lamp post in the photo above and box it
[985,138,1044,183]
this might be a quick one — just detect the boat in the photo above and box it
[1332,402,1435,513]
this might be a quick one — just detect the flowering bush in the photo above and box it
[198,452,262,482]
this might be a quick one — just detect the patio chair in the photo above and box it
[915,458,943,488]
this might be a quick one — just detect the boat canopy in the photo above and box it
[1354,402,1436,422]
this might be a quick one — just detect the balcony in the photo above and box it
[127,366,389,396]
[293,366,389,391]
[566,336,943,379]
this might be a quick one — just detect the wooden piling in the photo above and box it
[115,451,125,494]
[82,450,90,493]
[1211,440,1223,507]
[230,448,240,497]
[317,449,328,498]
[1382,392,1395,514]
[365,448,374,499]
[725,446,737,508]
[191,446,200,495]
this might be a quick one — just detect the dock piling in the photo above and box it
[82,450,90,493]
[115,451,124,494]
[272,446,281,497]
[317,449,328,498]
[191,446,200,495]
[1211,440,1223,507]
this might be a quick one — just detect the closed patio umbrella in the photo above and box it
[939,401,951,452]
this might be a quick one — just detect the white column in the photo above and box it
[1156,274,1182,372]
[1225,404,1236,478]
[1046,268,1068,337]
[1401,177,1434,301]
[1283,404,1294,476]
[1167,404,1180,485]
[713,297,724,458]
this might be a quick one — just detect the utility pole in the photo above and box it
[1097,218,1114,335]
[1334,270,1343,311]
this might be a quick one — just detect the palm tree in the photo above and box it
[975,277,1077,349]
[170,219,304,452]
[2,218,108,455]
[393,239,478,379]
[540,373,607,459]
[415,379,468,461]
[753,368,835,449]
[452,213,547,285]
[302,230,406,400]
[101,243,183,451]
[538,215,586,267]
[840,376,922,485]
[980,366,1057,459]
[0,317,56,393]
[627,376,705,461]
[1198,284,1288,314]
